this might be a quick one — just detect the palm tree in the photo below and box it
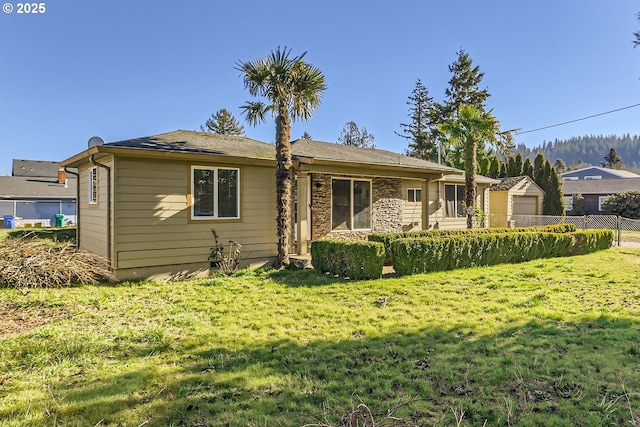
[236,47,326,266]
[440,105,513,229]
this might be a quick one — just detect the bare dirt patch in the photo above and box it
[0,301,70,338]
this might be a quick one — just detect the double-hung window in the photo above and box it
[331,178,371,230]
[407,188,422,203]
[191,166,240,220]
[444,184,465,218]
[88,167,98,204]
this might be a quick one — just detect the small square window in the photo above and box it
[407,188,422,203]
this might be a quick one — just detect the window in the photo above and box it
[331,178,371,230]
[598,195,612,212]
[88,167,98,204]
[584,176,602,180]
[191,166,239,219]
[563,196,573,212]
[444,184,465,218]
[407,188,422,203]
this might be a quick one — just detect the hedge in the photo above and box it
[369,223,577,262]
[390,229,611,276]
[571,229,614,255]
[310,239,385,280]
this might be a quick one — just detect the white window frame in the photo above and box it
[444,184,466,218]
[330,177,372,231]
[88,167,98,204]
[598,195,612,212]
[407,188,422,203]
[563,196,573,212]
[190,165,240,220]
[584,175,602,180]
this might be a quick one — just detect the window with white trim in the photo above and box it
[444,184,465,218]
[598,195,612,212]
[563,196,573,211]
[407,188,422,203]
[191,166,239,219]
[88,167,98,204]
[331,178,371,230]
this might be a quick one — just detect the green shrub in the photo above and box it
[390,232,576,276]
[571,230,614,255]
[310,239,385,280]
[369,224,576,263]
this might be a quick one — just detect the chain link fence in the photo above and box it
[488,214,640,247]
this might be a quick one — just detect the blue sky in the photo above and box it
[1,1,639,175]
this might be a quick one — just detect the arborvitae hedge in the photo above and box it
[390,229,612,276]
[369,224,577,262]
[310,239,385,280]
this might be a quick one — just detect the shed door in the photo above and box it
[513,196,537,215]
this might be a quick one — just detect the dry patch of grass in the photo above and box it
[0,301,70,338]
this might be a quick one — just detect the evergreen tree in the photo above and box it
[442,50,490,117]
[398,80,439,162]
[488,156,500,178]
[437,50,494,162]
[523,158,534,178]
[338,121,375,148]
[301,131,312,140]
[201,108,245,135]
[602,147,624,169]
[533,153,545,182]
[542,162,565,215]
[514,153,524,176]
[554,158,567,174]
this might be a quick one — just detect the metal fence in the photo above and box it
[488,214,640,246]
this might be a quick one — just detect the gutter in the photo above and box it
[89,155,112,268]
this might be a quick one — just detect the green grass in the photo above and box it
[1,248,639,426]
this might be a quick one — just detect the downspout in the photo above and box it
[89,155,112,268]
[64,167,80,249]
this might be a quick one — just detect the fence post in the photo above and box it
[617,216,621,247]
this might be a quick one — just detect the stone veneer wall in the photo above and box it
[310,174,404,241]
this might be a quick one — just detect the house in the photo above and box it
[61,130,503,281]
[0,160,77,227]
[561,166,640,181]
[562,178,640,215]
[489,176,545,227]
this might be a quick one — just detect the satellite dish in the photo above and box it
[88,136,105,148]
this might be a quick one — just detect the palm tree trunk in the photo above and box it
[275,111,292,266]
[464,137,477,229]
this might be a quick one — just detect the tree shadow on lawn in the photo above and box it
[38,315,640,427]
[267,268,398,288]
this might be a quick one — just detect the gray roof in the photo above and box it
[291,138,459,172]
[0,176,77,199]
[561,166,640,179]
[563,178,640,195]
[490,176,529,191]
[106,130,277,160]
[12,159,63,178]
[77,130,461,174]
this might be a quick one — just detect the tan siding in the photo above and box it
[112,157,277,272]
[78,158,113,258]
[401,179,423,230]
[489,191,510,227]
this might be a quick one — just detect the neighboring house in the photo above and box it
[561,166,640,181]
[0,160,77,227]
[562,178,640,215]
[62,130,503,281]
[489,176,545,227]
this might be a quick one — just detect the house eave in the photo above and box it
[62,145,276,168]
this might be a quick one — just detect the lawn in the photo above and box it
[0,248,639,426]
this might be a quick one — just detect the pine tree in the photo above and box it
[553,158,567,174]
[301,132,312,140]
[398,80,439,162]
[338,121,375,148]
[542,162,565,215]
[602,147,624,169]
[201,108,245,135]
